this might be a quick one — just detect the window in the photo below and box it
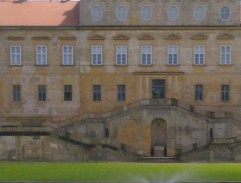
[220,5,230,20]
[195,85,203,101]
[152,80,165,99]
[91,45,102,65]
[13,85,21,101]
[38,85,46,101]
[167,5,178,21]
[168,45,178,65]
[64,85,72,101]
[116,5,128,21]
[93,85,101,101]
[141,45,152,65]
[116,45,127,65]
[62,45,73,65]
[91,4,103,21]
[220,45,231,65]
[117,85,126,101]
[141,5,152,21]
[10,45,21,65]
[221,85,229,101]
[194,45,205,65]
[36,45,47,65]
[194,5,205,21]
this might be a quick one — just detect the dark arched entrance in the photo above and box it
[151,118,167,157]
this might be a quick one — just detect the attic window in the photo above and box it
[220,5,230,21]
[91,5,103,21]
[116,5,128,21]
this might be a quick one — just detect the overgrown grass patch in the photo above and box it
[0,162,241,181]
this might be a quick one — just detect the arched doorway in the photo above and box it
[151,118,167,157]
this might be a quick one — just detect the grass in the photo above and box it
[0,162,241,181]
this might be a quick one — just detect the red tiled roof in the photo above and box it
[0,1,79,26]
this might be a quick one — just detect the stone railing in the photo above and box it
[59,98,170,128]
[0,126,51,134]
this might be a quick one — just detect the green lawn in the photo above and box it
[0,162,241,182]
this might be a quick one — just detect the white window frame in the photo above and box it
[36,45,47,65]
[10,45,21,65]
[220,5,230,21]
[91,45,102,65]
[194,45,205,65]
[168,45,178,65]
[141,5,152,21]
[141,45,152,65]
[167,5,178,21]
[91,4,103,21]
[62,45,73,66]
[220,45,231,65]
[116,5,128,21]
[194,5,205,21]
[116,45,127,65]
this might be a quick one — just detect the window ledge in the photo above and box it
[114,64,128,67]
[219,64,233,66]
[9,65,22,67]
[192,64,207,67]
[165,64,180,67]
[90,64,104,67]
[61,64,75,67]
[35,64,49,67]
[139,64,153,67]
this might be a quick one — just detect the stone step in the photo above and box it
[139,156,180,163]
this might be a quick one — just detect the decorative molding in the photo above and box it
[138,34,154,40]
[217,33,235,40]
[163,34,182,40]
[32,37,50,41]
[58,37,76,41]
[112,34,129,40]
[191,34,208,40]
[88,34,105,40]
[7,37,24,41]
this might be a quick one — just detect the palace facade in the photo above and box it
[0,0,241,162]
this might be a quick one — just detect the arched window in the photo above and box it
[116,5,128,21]
[167,5,178,21]
[220,5,230,20]
[91,5,103,21]
[141,5,152,21]
[194,5,205,21]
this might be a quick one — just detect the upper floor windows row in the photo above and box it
[91,4,230,22]
[8,44,232,66]
[10,45,73,66]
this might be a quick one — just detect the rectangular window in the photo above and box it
[220,45,231,65]
[93,85,101,101]
[117,85,126,101]
[91,45,102,65]
[13,85,21,101]
[168,45,178,65]
[221,85,229,101]
[64,85,72,101]
[62,45,73,65]
[38,85,46,101]
[141,45,152,65]
[10,45,21,65]
[194,45,205,65]
[116,45,127,65]
[195,85,203,101]
[36,45,47,65]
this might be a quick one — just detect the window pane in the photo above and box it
[118,85,126,101]
[93,85,101,101]
[64,85,72,101]
[13,85,21,101]
[38,85,46,101]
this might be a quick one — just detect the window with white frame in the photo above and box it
[168,45,178,65]
[36,45,47,65]
[194,45,205,65]
[91,45,102,65]
[141,45,152,65]
[116,45,127,65]
[62,45,73,65]
[167,5,178,21]
[220,45,231,65]
[220,5,230,21]
[10,45,21,65]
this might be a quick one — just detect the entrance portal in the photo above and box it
[151,118,167,157]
